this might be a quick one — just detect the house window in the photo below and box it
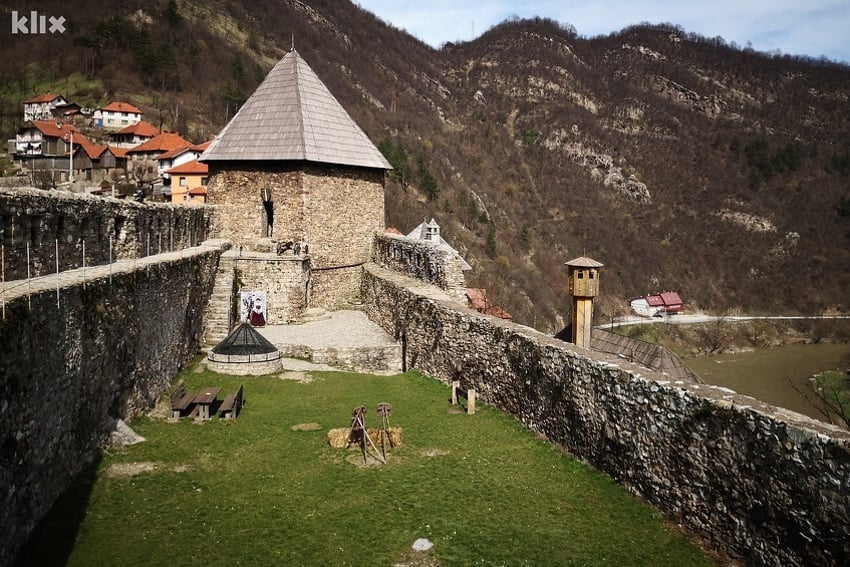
[179,177,187,186]
[201,177,208,185]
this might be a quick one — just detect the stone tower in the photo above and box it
[565,256,603,348]
[200,49,392,314]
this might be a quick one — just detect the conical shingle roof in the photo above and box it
[211,323,279,356]
[200,50,391,170]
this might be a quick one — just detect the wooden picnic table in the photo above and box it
[193,386,222,420]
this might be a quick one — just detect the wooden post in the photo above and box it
[451,380,460,405]
[468,389,476,415]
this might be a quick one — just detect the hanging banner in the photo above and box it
[240,290,268,326]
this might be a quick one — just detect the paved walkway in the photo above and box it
[257,310,398,350]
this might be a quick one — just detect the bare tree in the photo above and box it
[31,168,58,190]
[694,317,731,355]
[791,371,850,429]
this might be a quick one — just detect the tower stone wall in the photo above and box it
[206,163,385,312]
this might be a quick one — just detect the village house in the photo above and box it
[157,141,210,186]
[15,120,80,158]
[71,137,120,184]
[93,101,143,130]
[22,93,67,122]
[630,291,685,317]
[109,120,160,148]
[165,159,208,204]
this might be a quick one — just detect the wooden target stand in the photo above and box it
[344,403,395,464]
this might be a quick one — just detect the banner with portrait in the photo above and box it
[240,290,268,326]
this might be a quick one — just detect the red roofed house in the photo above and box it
[630,291,684,317]
[157,141,210,179]
[165,159,208,204]
[94,101,143,129]
[14,120,96,184]
[23,93,67,122]
[15,120,81,157]
[109,120,160,148]
[125,131,191,194]
[71,137,120,183]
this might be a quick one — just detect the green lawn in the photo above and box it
[17,366,717,566]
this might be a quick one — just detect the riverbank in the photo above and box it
[613,318,850,425]
[613,317,850,357]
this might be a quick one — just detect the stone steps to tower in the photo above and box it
[203,256,237,349]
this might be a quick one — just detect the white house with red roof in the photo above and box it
[93,101,143,129]
[15,120,81,157]
[630,291,685,317]
[22,93,67,122]
[157,141,210,182]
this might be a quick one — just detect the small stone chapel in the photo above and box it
[200,49,391,330]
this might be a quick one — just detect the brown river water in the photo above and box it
[684,343,850,422]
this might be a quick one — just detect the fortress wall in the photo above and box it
[0,187,210,280]
[0,248,220,566]
[373,234,467,301]
[232,254,310,324]
[362,263,850,567]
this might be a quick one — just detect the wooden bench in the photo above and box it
[451,380,476,414]
[170,380,196,418]
[218,384,244,420]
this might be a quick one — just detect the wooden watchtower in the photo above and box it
[565,256,603,348]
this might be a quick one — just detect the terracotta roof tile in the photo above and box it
[157,141,211,160]
[112,120,159,137]
[100,101,143,114]
[23,93,63,104]
[22,120,81,139]
[165,159,208,175]
[127,132,191,155]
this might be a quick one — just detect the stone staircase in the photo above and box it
[203,255,236,349]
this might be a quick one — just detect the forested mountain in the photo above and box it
[3,0,849,331]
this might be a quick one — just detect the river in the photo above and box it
[684,343,850,423]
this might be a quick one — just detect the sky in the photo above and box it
[354,0,850,64]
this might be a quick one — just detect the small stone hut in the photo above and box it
[200,49,391,313]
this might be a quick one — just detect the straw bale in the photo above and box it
[326,427,403,448]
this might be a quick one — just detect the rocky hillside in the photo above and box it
[3,0,850,331]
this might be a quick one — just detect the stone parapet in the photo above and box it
[372,233,466,301]
[0,187,210,280]
[0,247,219,566]
[361,262,850,567]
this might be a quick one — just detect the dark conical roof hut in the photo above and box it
[207,324,283,375]
[212,323,278,356]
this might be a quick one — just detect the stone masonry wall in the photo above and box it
[373,233,467,301]
[302,164,384,269]
[0,187,210,280]
[361,263,850,567]
[0,247,220,566]
[232,253,311,324]
[206,164,304,248]
[206,163,384,310]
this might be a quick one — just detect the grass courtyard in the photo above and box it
[17,364,718,566]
